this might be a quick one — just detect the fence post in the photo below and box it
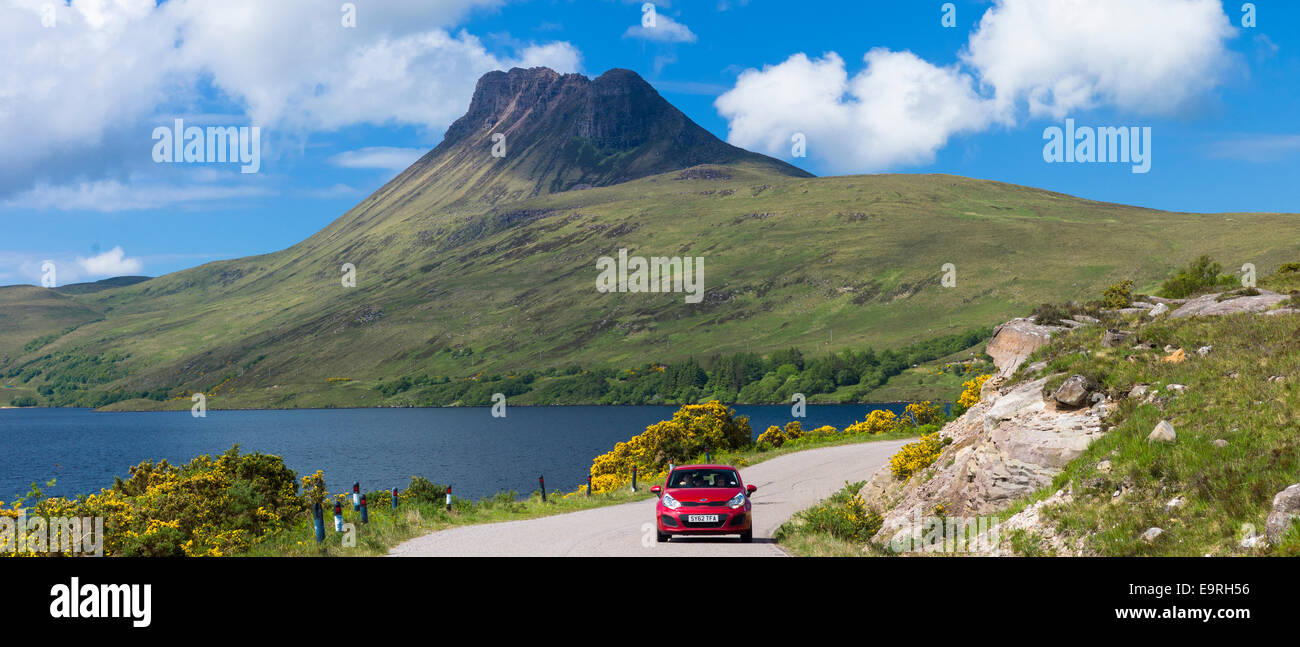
[539,475,547,503]
[312,502,325,543]
[445,485,452,512]
[632,466,637,492]
[587,475,592,497]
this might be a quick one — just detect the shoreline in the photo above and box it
[8,401,923,414]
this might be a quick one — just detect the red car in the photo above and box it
[651,464,756,543]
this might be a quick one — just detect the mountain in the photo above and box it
[385,67,810,209]
[2,67,1298,410]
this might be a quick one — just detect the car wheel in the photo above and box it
[740,530,753,543]
[657,531,669,543]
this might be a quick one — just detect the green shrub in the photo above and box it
[9,396,37,407]
[793,481,881,543]
[399,476,449,505]
[1159,255,1237,298]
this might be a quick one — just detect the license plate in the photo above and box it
[687,514,719,523]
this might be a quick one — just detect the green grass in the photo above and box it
[242,429,919,556]
[996,312,1300,556]
[3,166,1298,411]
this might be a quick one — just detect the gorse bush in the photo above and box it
[1101,279,1135,309]
[904,401,943,426]
[844,409,900,435]
[588,401,752,492]
[8,445,303,557]
[756,421,804,448]
[953,374,991,415]
[889,432,949,481]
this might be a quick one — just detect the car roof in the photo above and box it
[671,464,737,471]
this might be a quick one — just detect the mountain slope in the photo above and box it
[2,67,1298,410]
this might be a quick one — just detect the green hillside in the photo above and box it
[4,164,1298,411]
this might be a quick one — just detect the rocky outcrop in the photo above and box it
[1168,290,1289,319]
[985,318,1066,378]
[862,373,1113,547]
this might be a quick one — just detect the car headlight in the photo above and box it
[662,493,681,510]
[727,492,746,509]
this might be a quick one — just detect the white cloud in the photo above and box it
[715,0,1237,173]
[624,13,697,43]
[329,147,428,172]
[716,51,995,173]
[0,0,582,199]
[962,0,1236,120]
[77,247,143,277]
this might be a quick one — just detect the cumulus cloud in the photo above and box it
[77,247,144,277]
[0,0,581,199]
[329,147,428,172]
[715,0,1237,173]
[624,13,697,43]
[717,51,994,173]
[962,0,1236,119]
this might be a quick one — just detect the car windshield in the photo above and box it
[669,469,739,489]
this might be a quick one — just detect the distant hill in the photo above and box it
[2,67,1298,410]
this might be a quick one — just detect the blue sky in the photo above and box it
[1,0,1297,285]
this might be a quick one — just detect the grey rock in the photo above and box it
[1142,527,1164,543]
[1212,439,1229,448]
[1148,302,1169,318]
[1197,345,1213,356]
[1265,484,1300,543]
[1148,420,1176,443]
[1053,375,1091,407]
[1101,329,1132,348]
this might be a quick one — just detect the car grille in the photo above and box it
[680,514,729,528]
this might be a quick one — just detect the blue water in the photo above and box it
[0,404,908,500]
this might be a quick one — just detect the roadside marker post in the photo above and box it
[312,502,325,544]
[360,495,368,524]
[392,487,399,509]
[632,466,637,492]
[353,482,360,511]
[333,501,343,532]
[539,475,547,503]
[705,447,710,462]
[445,486,452,512]
[587,475,592,497]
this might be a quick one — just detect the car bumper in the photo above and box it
[656,507,751,534]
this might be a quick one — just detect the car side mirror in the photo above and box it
[650,485,662,497]
[746,484,757,495]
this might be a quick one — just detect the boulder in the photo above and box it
[1101,329,1132,347]
[1148,420,1176,443]
[1265,484,1300,543]
[1212,439,1229,448]
[986,318,1063,378]
[1169,290,1288,319]
[1148,302,1169,318]
[1142,527,1164,543]
[1053,375,1091,407]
